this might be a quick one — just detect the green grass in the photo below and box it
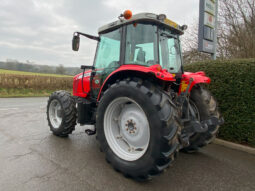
[0,88,52,97]
[0,69,72,77]
[0,88,72,98]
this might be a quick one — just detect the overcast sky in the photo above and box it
[0,0,199,67]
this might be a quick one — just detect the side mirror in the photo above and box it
[72,34,80,51]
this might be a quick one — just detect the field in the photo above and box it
[0,69,72,77]
[0,69,73,97]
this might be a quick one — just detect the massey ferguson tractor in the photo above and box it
[47,10,223,181]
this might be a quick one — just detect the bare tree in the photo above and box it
[182,0,255,63]
[218,0,255,58]
[181,21,211,65]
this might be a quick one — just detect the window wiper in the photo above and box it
[160,33,177,39]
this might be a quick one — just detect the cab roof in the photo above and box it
[98,13,185,35]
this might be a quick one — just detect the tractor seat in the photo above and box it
[136,49,146,62]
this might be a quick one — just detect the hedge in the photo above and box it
[184,58,255,147]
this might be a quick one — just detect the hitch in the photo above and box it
[183,116,224,135]
[202,116,224,127]
[85,129,96,136]
[179,116,224,147]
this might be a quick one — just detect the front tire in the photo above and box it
[182,86,220,152]
[96,79,181,180]
[47,90,77,137]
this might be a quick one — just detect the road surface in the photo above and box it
[0,97,255,191]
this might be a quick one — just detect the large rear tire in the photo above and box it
[96,78,181,181]
[47,90,77,137]
[182,86,220,152]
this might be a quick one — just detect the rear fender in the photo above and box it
[179,71,211,94]
[97,64,176,101]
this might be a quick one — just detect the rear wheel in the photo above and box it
[47,91,77,137]
[96,78,181,180]
[182,86,220,152]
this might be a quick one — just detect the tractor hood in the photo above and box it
[73,70,92,97]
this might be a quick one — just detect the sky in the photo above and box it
[0,0,199,67]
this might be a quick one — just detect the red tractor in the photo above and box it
[47,11,223,181]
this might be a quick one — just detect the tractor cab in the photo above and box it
[72,11,188,100]
[96,12,185,72]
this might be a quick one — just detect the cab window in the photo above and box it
[125,24,158,66]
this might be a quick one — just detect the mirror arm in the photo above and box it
[74,32,100,41]
[80,65,95,70]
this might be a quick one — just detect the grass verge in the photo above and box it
[0,88,72,98]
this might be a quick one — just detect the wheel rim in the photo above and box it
[49,99,63,129]
[104,97,150,161]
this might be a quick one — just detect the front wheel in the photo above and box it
[47,90,77,137]
[96,79,181,180]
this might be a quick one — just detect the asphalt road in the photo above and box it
[0,97,255,191]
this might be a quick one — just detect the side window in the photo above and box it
[159,29,182,73]
[168,38,181,71]
[94,29,121,69]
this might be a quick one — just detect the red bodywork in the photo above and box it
[73,70,100,98]
[73,64,211,99]
[179,71,211,94]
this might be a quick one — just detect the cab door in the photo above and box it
[90,28,122,99]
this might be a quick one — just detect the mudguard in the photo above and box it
[97,64,176,101]
[179,71,211,94]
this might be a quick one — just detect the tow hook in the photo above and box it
[202,116,224,127]
[85,129,96,135]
